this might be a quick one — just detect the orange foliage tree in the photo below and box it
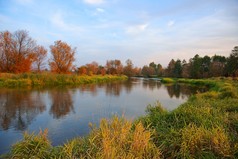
[106,59,123,75]
[34,45,47,72]
[86,61,99,75]
[0,30,36,73]
[49,40,76,73]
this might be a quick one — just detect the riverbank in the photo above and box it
[0,73,128,87]
[2,78,238,158]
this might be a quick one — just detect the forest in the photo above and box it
[1,30,238,78]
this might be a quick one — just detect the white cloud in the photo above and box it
[167,20,175,27]
[50,12,82,32]
[96,8,105,13]
[126,23,149,35]
[83,0,105,5]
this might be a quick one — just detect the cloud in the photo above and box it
[50,12,82,32]
[83,0,105,5]
[167,20,175,27]
[96,8,105,13]
[126,23,149,35]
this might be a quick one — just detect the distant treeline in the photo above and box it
[142,47,238,78]
[0,30,237,78]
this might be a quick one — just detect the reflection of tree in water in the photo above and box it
[78,85,98,96]
[165,84,206,99]
[166,84,181,98]
[49,88,74,119]
[143,80,161,91]
[123,80,133,93]
[0,89,45,131]
[105,82,122,96]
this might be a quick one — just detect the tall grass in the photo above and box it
[0,73,128,88]
[3,129,51,159]
[139,78,238,158]
[4,116,160,159]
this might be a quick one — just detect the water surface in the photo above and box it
[0,78,206,154]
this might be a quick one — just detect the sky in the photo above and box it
[0,0,238,67]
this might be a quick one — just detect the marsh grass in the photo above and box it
[0,73,127,88]
[4,117,160,159]
[4,129,51,159]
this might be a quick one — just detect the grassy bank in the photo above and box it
[2,78,238,158]
[139,78,238,158]
[0,73,128,87]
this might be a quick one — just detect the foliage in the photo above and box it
[141,65,155,77]
[33,45,48,72]
[0,30,37,73]
[49,40,76,73]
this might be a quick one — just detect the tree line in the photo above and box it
[141,47,238,78]
[1,30,237,78]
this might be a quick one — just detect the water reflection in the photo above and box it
[142,79,162,90]
[0,78,208,155]
[165,83,207,99]
[0,89,45,131]
[49,88,75,119]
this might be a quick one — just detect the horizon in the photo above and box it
[0,0,238,67]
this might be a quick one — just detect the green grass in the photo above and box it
[138,78,238,158]
[161,77,175,83]
[2,77,238,158]
[0,73,128,88]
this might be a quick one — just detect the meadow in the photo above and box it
[2,77,238,158]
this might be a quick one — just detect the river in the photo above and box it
[0,77,206,154]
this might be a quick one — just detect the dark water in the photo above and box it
[0,78,206,154]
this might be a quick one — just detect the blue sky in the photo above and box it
[0,0,238,67]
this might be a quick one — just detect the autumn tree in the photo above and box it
[98,65,106,75]
[33,45,47,72]
[77,66,87,75]
[0,31,14,72]
[123,59,134,77]
[141,65,155,77]
[0,30,37,73]
[49,40,76,73]
[106,59,123,75]
[86,61,99,75]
